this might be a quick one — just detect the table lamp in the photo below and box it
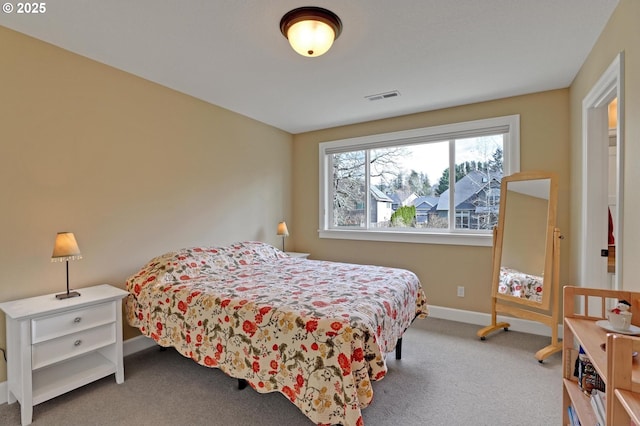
[277,221,289,252]
[51,232,82,299]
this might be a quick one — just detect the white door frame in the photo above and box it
[580,52,625,289]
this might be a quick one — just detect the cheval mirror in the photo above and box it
[477,171,562,362]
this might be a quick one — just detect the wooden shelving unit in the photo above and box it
[562,286,640,425]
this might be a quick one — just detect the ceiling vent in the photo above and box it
[365,90,401,101]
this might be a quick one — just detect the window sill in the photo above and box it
[318,229,493,247]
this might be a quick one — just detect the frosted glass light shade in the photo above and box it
[287,20,335,57]
[280,7,342,58]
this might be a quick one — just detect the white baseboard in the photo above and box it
[419,305,563,339]
[123,334,157,356]
[0,308,560,406]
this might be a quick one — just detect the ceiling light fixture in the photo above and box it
[280,6,342,58]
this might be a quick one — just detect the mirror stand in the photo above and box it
[477,228,562,362]
[476,171,562,363]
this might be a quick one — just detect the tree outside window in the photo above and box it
[320,115,519,246]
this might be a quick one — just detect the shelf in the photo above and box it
[615,389,640,424]
[566,317,640,388]
[565,318,609,382]
[563,378,598,426]
[32,351,116,405]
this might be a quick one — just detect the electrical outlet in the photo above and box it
[457,286,465,297]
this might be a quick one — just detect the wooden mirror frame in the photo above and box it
[478,171,562,362]
[492,171,558,311]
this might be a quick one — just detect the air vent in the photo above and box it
[365,90,401,101]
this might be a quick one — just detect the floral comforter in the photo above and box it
[497,266,543,302]
[125,241,428,426]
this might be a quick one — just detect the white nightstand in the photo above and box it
[286,252,310,259]
[0,284,128,425]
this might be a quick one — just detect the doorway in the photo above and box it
[581,52,624,290]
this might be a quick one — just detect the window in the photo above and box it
[319,115,520,246]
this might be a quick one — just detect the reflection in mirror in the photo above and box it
[498,178,550,304]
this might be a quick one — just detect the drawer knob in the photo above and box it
[74,317,82,323]
[74,339,82,346]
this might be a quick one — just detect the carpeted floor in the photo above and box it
[0,317,561,425]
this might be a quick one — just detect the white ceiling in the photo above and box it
[1,0,619,134]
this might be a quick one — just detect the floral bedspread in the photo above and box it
[125,241,427,426]
[497,266,543,302]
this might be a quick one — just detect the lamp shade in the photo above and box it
[277,221,289,237]
[280,7,342,57]
[51,232,82,262]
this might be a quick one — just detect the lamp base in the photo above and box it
[56,290,81,300]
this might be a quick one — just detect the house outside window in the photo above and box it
[319,115,520,246]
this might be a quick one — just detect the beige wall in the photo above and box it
[0,27,292,382]
[292,89,571,315]
[569,0,640,290]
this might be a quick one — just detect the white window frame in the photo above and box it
[318,115,520,246]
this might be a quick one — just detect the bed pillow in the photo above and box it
[126,242,288,294]
[225,241,288,268]
[126,247,218,294]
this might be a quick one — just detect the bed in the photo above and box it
[497,266,543,302]
[125,241,427,426]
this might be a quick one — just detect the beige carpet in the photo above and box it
[0,318,561,425]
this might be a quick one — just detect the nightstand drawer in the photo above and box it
[32,323,116,370]
[31,302,116,343]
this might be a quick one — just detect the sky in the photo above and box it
[396,136,502,184]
